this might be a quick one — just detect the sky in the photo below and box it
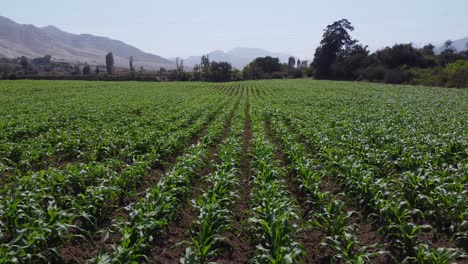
[1,0,467,59]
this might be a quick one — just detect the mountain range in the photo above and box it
[179,48,294,69]
[0,16,296,71]
[1,15,466,71]
[0,16,175,70]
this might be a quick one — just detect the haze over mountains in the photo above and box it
[435,37,468,53]
[0,16,175,70]
[180,48,294,69]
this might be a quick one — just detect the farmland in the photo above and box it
[0,79,467,263]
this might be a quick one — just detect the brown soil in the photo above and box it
[58,106,227,263]
[60,239,98,264]
[297,228,331,264]
[148,187,200,264]
[262,115,395,263]
[215,98,254,264]
[262,114,328,262]
[148,99,240,263]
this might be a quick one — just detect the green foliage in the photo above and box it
[105,52,114,74]
[0,80,466,263]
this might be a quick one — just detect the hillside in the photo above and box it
[0,16,174,70]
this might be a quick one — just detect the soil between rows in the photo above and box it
[148,98,241,263]
[216,97,254,264]
[59,105,226,263]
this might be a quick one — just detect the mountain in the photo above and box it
[0,16,174,70]
[435,37,468,53]
[182,48,294,69]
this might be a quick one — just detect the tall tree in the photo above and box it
[20,56,28,74]
[129,56,135,73]
[443,40,455,51]
[287,56,296,69]
[422,44,435,56]
[439,40,461,66]
[312,19,356,79]
[83,63,91,75]
[192,64,201,81]
[106,52,114,74]
[179,59,184,72]
[96,66,100,75]
[175,57,184,72]
[200,55,210,80]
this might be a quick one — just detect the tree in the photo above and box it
[179,59,184,72]
[287,56,296,69]
[200,55,210,80]
[20,56,28,74]
[129,56,135,74]
[192,64,201,81]
[74,65,81,75]
[83,63,91,75]
[443,40,455,52]
[96,66,100,75]
[247,56,282,79]
[209,61,232,82]
[333,44,369,79]
[422,44,435,56]
[312,19,356,79]
[438,40,462,67]
[175,57,184,72]
[296,59,301,69]
[106,52,114,74]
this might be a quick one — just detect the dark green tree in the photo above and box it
[422,44,435,56]
[20,56,28,74]
[333,44,369,79]
[287,56,296,69]
[248,56,281,79]
[312,19,356,79]
[106,52,114,74]
[83,63,91,75]
[192,64,201,81]
[129,56,135,74]
[209,61,233,82]
[438,40,462,66]
[200,55,210,80]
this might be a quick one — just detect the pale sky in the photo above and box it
[2,0,467,59]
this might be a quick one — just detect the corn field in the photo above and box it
[0,79,467,263]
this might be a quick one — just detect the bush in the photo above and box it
[444,60,468,87]
[359,65,386,81]
[383,68,406,84]
[271,71,284,79]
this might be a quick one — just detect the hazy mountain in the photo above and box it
[182,48,294,69]
[435,37,468,53]
[0,16,174,70]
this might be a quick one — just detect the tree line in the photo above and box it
[167,19,467,87]
[1,19,467,87]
